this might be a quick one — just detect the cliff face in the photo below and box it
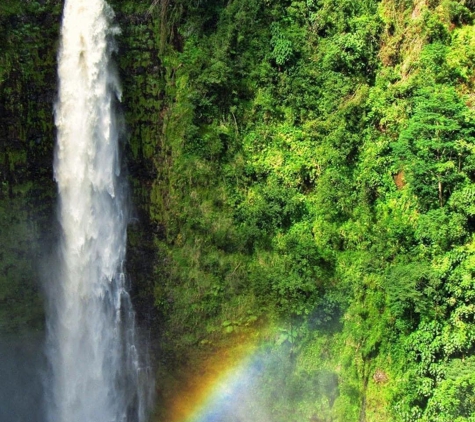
[4,0,475,420]
[0,1,61,331]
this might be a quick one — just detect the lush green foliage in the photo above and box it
[143,0,475,420]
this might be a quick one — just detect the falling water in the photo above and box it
[46,1,152,421]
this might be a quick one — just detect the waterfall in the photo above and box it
[46,1,152,421]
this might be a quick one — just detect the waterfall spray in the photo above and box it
[46,1,152,421]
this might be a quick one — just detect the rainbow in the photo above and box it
[161,333,275,422]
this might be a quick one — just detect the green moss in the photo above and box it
[0,0,59,333]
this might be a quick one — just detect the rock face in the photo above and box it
[0,1,60,332]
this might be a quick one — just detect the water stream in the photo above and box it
[45,1,152,421]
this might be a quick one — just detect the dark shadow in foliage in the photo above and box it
[385,262,437,332]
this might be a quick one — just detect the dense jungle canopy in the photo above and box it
[3,0,475,420]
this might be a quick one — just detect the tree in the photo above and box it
[395,85,475,209]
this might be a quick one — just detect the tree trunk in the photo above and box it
[438,179,443,207]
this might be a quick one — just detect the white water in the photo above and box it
[46,1,152,421]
